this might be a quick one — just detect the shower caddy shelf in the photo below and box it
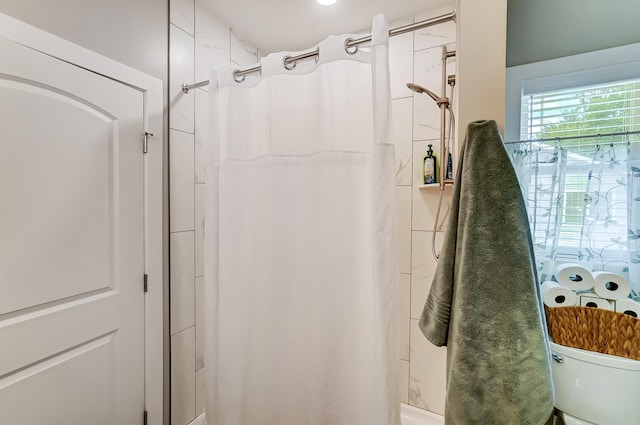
[418,180,454,191]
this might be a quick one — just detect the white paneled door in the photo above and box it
[0,34,145,425]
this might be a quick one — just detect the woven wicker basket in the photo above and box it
[544,306,640,361]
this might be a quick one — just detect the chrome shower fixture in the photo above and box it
[406,83,449,107]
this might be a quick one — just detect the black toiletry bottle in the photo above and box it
[423,144,437,184]
[446,151,453,180]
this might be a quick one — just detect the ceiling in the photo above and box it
[202,0,455,54]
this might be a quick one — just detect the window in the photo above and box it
[521,79,640,141]
[506,45,640,287]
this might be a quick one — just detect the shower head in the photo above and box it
[406,83,449,107]
[406,83,439,102]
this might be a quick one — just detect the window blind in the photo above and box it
[520,79,640,142]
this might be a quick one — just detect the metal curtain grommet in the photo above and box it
[232,70,245,83]
[283,56,296,71]
[344,38,358,55]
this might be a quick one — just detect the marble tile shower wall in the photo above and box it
[390,8,455,415]
[169,1,258,424]
[169,1,455,423]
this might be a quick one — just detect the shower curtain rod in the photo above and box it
[181,10,456,93]
[504,130,640,145]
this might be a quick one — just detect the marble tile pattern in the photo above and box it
[409,319,447,415]
[172,327,196,425]
[194,89,207,184]
[170,0,195,37]
[411,5,456,147]
[396,185,412,274]
[170,24,195,134]
[195,276,204,370]
[170,231,195,335]
[392,97,413,186]
[412,45,457,142]
[230,29,259,67]
[400,273,411,361]
[194,4,230,85]
[170,1,259,424]
[169,129,195,233]
[194,183,205,278]
[414,6,456,51]
[170,2,197,419]
[195,367,205,416]
[410,231,445,319]
[400,6,455,417]
[389,22,414,100]
[400,359,410,404]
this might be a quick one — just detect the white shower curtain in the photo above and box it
[203,15,400,425]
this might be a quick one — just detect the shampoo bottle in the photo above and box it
[446,151,453,180]
[423,144,437,184]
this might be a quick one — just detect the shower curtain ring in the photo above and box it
[232,70,246,83]
[283,56,297,71]
[344,38,358,55]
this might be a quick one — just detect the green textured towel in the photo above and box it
[419,120,554,425]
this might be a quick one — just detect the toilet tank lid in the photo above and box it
[549,341,640,371]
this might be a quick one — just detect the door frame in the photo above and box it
[0,13,164,425]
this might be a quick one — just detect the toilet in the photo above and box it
[549,341,640,425]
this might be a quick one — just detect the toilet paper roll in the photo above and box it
[541,281,578,307]
[615,299,640,318]
[579,295,614,311]
[554,263,595,291]
[592,271,631,300]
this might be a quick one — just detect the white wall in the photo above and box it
[507,0,640,67]
[456,0,507,131]
[0,0,167,81]
[168,1,259,424]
